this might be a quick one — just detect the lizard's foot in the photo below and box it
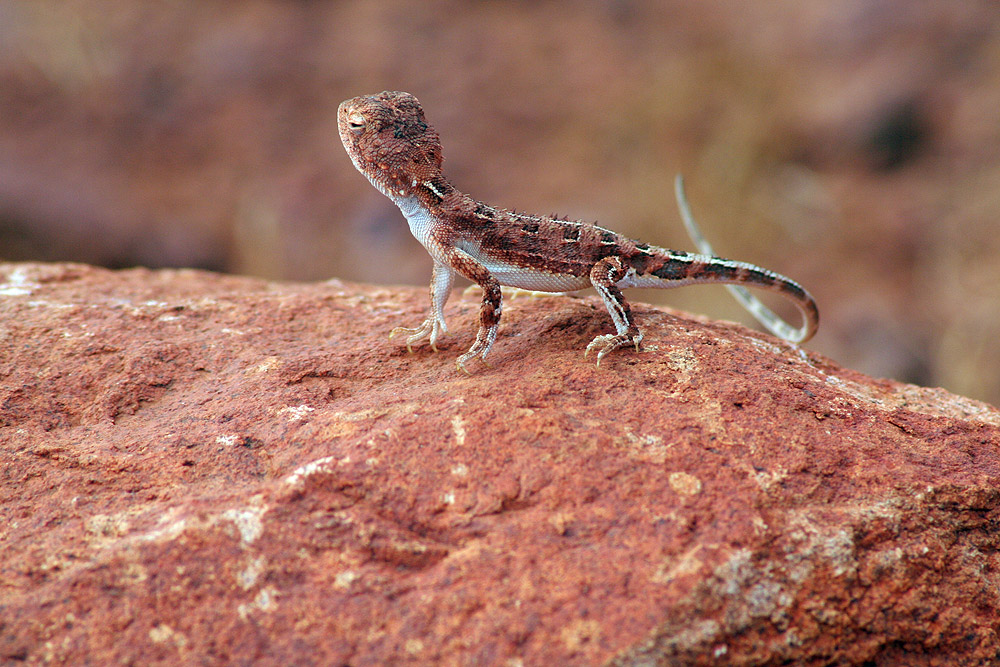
[455,342,494,375]
[455,327,499,374]
[389,318,446,353]
[584,333,642,366]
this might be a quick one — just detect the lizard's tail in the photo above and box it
[673,175,819,344]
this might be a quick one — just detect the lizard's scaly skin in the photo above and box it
[338,90,819,372]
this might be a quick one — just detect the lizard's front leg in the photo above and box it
[585,256,643,365]
[447,249,502,374]
[390,260,454,352]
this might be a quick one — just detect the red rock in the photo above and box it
[1,262,998,665]
[4,2,1000,407]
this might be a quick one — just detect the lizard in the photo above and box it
[338,90,819,373]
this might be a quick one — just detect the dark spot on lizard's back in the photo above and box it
[474,204,495,219]
[429,176,452,195]
[636,242,651,252]
[600,231,617,244]
[652,256,694,280]
[520,234,547,256]
[489,232,515,253]
[627,249,654,273]
[563,227,580,241]
[522,222,540,234]
[420,176,453,205]
[421,187,443,206]
[393,119,427,139]
[488,224,544,257]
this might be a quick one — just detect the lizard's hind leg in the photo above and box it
[585,256,643,365]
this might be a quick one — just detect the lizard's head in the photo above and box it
[338,91,444,201]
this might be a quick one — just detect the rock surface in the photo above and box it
[1,262,999,666]
[4,1,1000,406]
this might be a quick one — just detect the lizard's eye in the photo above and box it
[347,112,367,134]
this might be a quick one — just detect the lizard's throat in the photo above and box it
[394,195,437,253]
[350,155,424,203]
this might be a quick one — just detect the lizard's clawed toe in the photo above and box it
[456,344,492,374]
[389,319,445,354]
[388,325,419,341]
[585,333,642,366]
[456,352,487,375]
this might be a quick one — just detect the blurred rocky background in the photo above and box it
[1,0,998,405]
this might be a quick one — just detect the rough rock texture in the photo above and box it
[1,262,999,666]
[4,1,1000,406]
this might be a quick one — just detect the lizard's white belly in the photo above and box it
[460,240,591,291]
[485,263,591,292]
